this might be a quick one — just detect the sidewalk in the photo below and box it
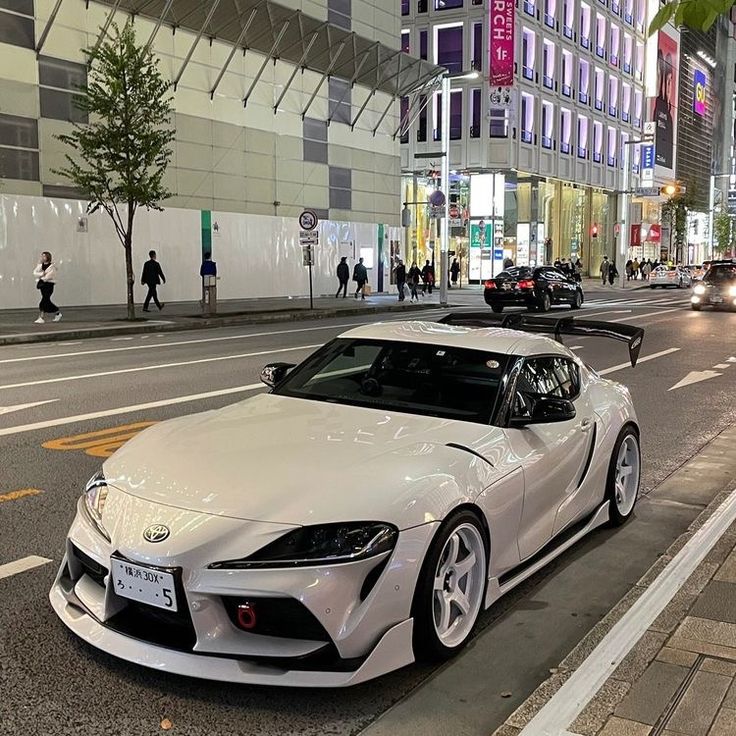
[0,292,457,346]
[494,424,736,736]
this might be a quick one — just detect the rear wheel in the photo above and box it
[650,284,657,289]
[412,511,487,662]
[691,304,702,311]
[606,427,641,526]
[570,290,583,309]
[535,291,552,312]
[491,304,504,313]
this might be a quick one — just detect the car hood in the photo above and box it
[103,393,503,527]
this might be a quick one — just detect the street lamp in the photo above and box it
[439,69,479,307]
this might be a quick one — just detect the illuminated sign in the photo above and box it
[694,69,706,116]
[489,0,515,86]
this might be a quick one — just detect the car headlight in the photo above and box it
[209,522,398,569]
[694,284,706,295]
[82,470,110,540]
[729,285,736,297]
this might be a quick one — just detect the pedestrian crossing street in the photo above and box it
[582,290,694,309]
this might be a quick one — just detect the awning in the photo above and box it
[92,0,445,101]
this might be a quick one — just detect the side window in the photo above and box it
[514,357,581,416]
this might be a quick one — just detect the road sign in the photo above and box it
[302,245,314,267]
[641,144,655,170]
[298,209,318,231]
[644,121,656,136]
[634,187,661,197]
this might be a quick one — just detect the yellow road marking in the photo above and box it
[42,421,158,458]
[0,488,43,503]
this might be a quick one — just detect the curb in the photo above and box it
[0,301,445,346]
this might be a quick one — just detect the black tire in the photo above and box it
[535,291,552,312]
[606,425,641,527]
[491,304,504,313]
[691,303,702,311]
[412,510,487,663]
[650,284,656,289]
[570,290,583,309]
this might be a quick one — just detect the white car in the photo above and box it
[50,314,643,687]
[650,265,692,288]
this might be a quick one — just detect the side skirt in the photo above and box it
[484,502,610,609]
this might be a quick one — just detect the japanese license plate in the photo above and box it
[111,558,178,612]
[713,295,723,303]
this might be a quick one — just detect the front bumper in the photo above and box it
[691,290,736,308]
[49,494,437,685]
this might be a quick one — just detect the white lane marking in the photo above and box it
[598,347,680,376]
[0,555,52,580]
[729,357,736,363]
[608,308,679,323]
[519,485,736,736]
[58,341,82,346]
[568,346,583,350]
[714,363,731,370]
[0,399,58,416]
[0,384,264,438]
[0,345,321,391]
[110,337,134,342]
[668,370,723,391]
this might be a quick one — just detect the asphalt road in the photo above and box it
[1,286,735,736]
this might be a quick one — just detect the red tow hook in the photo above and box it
[236,602,257,630]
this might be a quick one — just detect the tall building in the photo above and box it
[399,0,649,280]
[0,0,436,308]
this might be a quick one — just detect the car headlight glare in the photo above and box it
[694,284,706,295]
[82,470,110,539]
[209,522,398,569]
[729,285,736,297]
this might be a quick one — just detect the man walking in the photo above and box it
[335,256,349,298]
[141,250,166,312]
[353,257,368,299]
[395,259,407,301]
[600,255,611,286]
[421,259,435,295]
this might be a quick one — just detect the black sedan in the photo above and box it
[691,260,736,311]
[484,266,584,313]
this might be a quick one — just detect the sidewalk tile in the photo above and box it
[689,581,736,625]
[613,631,668,683]
[651,564,720,635]
[657,647,699,668]
[715,548,736,584]
[615,661,689,725]
[722,678,736,709]
[701,658,736,677]
[708,707,736,736]
[598,716,652,736]
[666,670,731,736]
[570,679,631,736]
[670,617,736,657]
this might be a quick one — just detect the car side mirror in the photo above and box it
[509,397,576,427]
[260,362,296,388]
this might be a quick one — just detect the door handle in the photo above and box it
[580,418,593,432]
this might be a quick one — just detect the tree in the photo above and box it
[54,22,175,320]
[713,209,735,257]
[650,0,735,34]
[660,183,699,263]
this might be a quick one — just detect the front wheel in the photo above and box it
[606,427,641,526]
[412,511,487,662]
[490,304,504,313]
[570,290,583,309]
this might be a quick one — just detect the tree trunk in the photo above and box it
[125,204,136,320]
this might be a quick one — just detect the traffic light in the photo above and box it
[591,223,599,238]
[661,182,686,197]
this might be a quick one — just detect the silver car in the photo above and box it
[650,265,692,289]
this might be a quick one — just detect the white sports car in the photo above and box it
[50,313,644,687]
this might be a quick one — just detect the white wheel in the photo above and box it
[608,428,641,525]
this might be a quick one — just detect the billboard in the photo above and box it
[694,69,707,116]
[651,29,679,170]
[489,0,515,87]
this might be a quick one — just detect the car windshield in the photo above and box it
[706,265,736,283]
[274,339,510,424]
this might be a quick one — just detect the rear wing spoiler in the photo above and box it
[439,312,644,367]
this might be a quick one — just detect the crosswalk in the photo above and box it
[582,292,693,309]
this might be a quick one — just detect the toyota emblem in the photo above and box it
[143,524,170,543]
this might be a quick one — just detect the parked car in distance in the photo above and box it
[650,265,692,289]
[484,266,584,313]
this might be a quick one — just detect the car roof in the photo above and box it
[338,320,573,358]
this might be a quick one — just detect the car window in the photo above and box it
[542,269,564,281]
[706,265,736,283]
[513,357,581,418]
[499,267,532,279]
[274,339,511,424]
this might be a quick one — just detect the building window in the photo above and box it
[541,101,554,149]
[303,117,328,163]
[560,107,572,153]
[489,108,509,138]
[577,115,588,158]
[623,33,633,73]
[579,59,590,104]
[607,126,617,166]
[434,90,463,140]
[595,13,606,58]
[402,0,410,16]
[633,89,642,127]
[593,121,603,162]
[620,132,629,170]
[624,0,633,25]
[0,4,34,49]
[400,97,409,144]
[401,30,410,54]
[472,22,483,71]
[39,56,88,124]
[522,28,536,81]
[610,24,620,67]
[418,0,427,12]
[594,68,605,111]
[328,78,351,124]
[420,30,428,60]
[580,3,591,50]
[329,166,352,210]
[563,0,574,38]
[608,76,618,117]
[543,40,555,89]
[632,140,641,173]
[521,92,535,144]
[611,0,620,14]
[561,50,573,97]
[435,24,463,74]
[328,0,351,30]
[635,0,645,31]
[0,112,39,181]
[471,88,481,138]
[436,0,463,8]
[544,0,556,28]
[635,41,644,81]
[524,0,536,16]
[418,96,428,141]
[621,82,631,122]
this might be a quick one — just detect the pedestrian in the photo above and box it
[600,256,611,286]
[573,257,583,282]
[554,258,562,269]
[625,259,633,281]
[503,256,514,270]
[200,251,217,307]
[353,256,368,299]
[421,259,435,294]
[450,257,460,288]
[642,260,652,280]
[408,261,421,302]
[33,251,62,323]
[141,249,166,312]
[335,256,349,298]
[632,257,640,279]
[560,258,570,276]
[395,259,407,301]
[609,261,618,286]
